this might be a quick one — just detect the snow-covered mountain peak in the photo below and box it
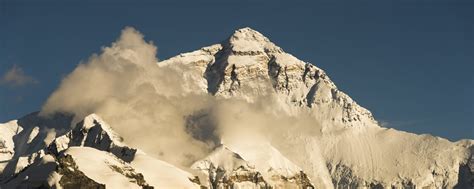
[226,27,282,54]
[229,27,269,44]
[160,28,377,127]
[191,144,250,172]
[191,142,314,188]
[79,114,124,144]
[48,114,136,162]
[1,114,201,188]
[1,28,473,188]
[225,141,303,177]
[230,27,265,40]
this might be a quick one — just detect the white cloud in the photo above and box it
[39,27,325,169]
[40,27,213,166]
[0,64,38,87]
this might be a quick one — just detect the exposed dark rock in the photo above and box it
[57,155,105,189]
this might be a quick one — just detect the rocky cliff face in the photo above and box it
[0,27,472,189]
[161,28,375,129]
[48,114,137,162]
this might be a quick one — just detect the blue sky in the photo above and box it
[1,0,472,140]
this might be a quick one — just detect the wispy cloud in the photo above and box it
[378,119,430,129]
[0,64,38,87]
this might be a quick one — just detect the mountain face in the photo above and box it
[191,144,314,189]
[1,27,473,189]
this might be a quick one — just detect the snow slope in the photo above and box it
[132,151,200,188]
[192,143,313,188]
[0,120,21,164]
[0,114,201,188]
[63,147,143,189]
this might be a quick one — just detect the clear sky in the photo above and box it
[1,0,472,141]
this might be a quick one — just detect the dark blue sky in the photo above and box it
[1,0,473,140]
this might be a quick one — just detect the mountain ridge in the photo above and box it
[0,27,472,188]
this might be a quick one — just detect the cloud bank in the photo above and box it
[40,27,324,169]
[41,27,215,166]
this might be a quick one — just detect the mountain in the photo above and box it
[1,27,473,188]
[1,113,200,188]
[191,143,313,188]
